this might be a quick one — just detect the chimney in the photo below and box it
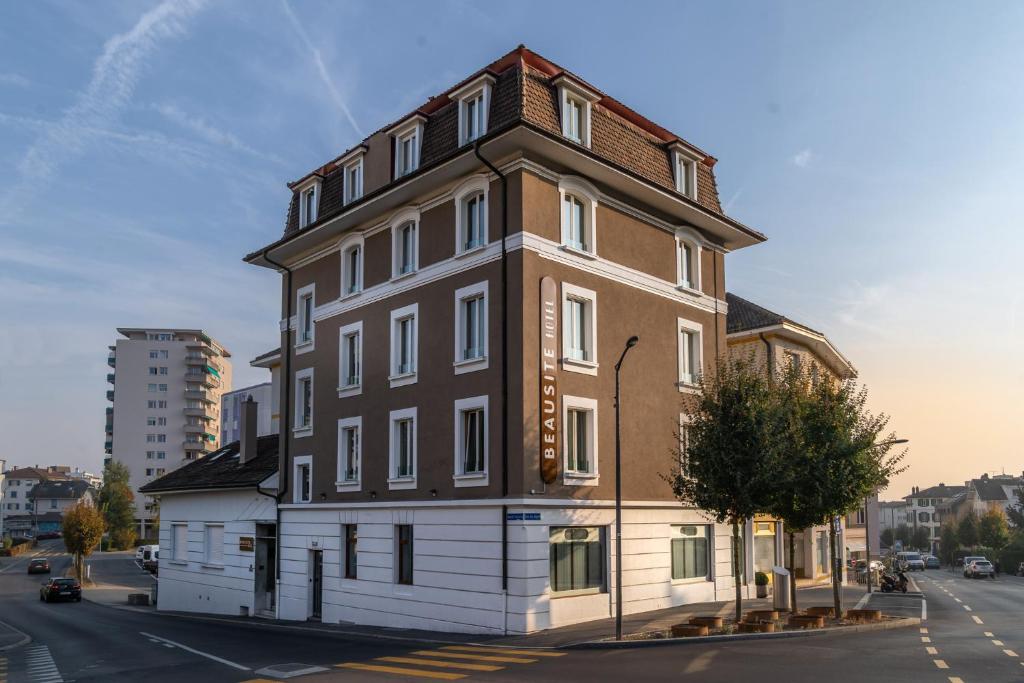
[239,397,258,465]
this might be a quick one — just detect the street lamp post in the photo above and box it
[866,438,908,594]
[614,335,639,641]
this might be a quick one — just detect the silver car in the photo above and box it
[966,560,995,578]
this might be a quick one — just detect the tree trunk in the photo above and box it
[828,521,842,620]
[733,519,743,624]
[788,531,797,612]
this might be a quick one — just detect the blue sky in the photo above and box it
[2,1,1022,495]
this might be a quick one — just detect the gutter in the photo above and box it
[261,245,293,621]
[473,140,510,612]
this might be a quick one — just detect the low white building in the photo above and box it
[141,400,279,618]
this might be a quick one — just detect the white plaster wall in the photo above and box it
[279,503,754,635]
[156,489,274,617]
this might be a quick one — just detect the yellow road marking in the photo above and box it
[949,677,964,683]
[934,660,949,669]
[921,636,931,643]
[920,628,928,634]
[411,650,536,664]
[984,631,994,637]
[376,657,502,672]
[993,640,1004,646]
[440,645,566,657]
[972,616,984,624]
[336,662,466,680]
[926,646,938,655]
[1004,650,1018,657]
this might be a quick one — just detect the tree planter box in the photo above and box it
[788,615,824,629]
[738,621,775,633]
[671,624,709,638]
[847,609,882,622]
[805,606,835,618]
[127,593,150,606]
[689,616,724,629]
[744,610,779,622]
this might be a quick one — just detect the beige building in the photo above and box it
[726,293,858,581]
[106,328,232,537]
[242,46,770,633]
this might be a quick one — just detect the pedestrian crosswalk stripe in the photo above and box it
[440,645,566,657]
[993,640,1004,646]
[336,662,466,680]
[925,647,937,655]
[375,657,502,672]
[1004,650,1018,658]
[934,660,949,669]
[410,650,536,664]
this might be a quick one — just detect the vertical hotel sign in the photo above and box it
[540,276,559,483]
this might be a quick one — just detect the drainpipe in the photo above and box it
[473,140,509,607]
[759,333,773,378]
[261,245,293,620]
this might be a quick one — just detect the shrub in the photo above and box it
[755,571,769,586]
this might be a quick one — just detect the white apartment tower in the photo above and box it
[106,328,232,537]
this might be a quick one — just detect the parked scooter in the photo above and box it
[879,569,908,593]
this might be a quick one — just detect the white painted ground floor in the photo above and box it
[275,501,832,635]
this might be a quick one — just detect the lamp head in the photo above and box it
[626,336,639,348]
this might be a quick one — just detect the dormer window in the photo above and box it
[298,181,320,228]
[344,158,363,204]
[453,74,494,146]
[390,116,425,179]
[671,145,700,199]
[554,76,600,148]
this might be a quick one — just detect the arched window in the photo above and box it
[558,177,599,257]
[340,236,363,297]
[389,208,420,279]
[675,228,703,292]
[454,176,489,255]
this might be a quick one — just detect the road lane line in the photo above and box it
[963,605,972,611]
[440,646,565,657]
[926,647,938,655]
[411,651,536,664]
[949,678,964,683]
[972,616,983,624]
[954,598,961,603]
[920,628,929,634]
[993,640,1004,646]
[376,657,503,672]
[922,637,931,643]
[138,632,249,671]
[984,631,994,637]
[336,663,465,680]
[1004,650,1019,658]
[934,660,949,669]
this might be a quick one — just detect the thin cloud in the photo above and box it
[1,0,206,213]
[0,73,31,87]
[280,0,363,138]
[152,102,286,164]
[791,149,814,168]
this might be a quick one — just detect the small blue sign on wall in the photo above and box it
[507,512,541,521]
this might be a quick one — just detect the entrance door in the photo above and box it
[254,524,276,615]
[309,550,323,620]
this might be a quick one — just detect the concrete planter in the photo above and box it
[847,609,882,622]
[805,606,835,618]
[744,610,779,622]
[788,615,824,629]
[670,624,709,638]
[738,621,776,634]
[688,616,724,629]
[756,584,769,598]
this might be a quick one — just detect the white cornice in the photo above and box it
[334,145,368,167]
[449,73,495,101]
[279,497,703,511]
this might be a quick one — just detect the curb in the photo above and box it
[0,619,31,652]
[568,616,922,649]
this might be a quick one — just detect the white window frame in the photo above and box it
[293,454,313,503]
[677,318,704,390]
[336,416,361,492]
[557,177,599,258]
[295,283,315,352]
[390,117,425,178]
[337,320,363,398]
[388,407,417,490]
[294,368,314,437]
[675,228,702,292]
[203,523,224,566]
[171,522,187,563]
[561,283,598,375]
[389,208,420,280]
[297,179,321,228]
[562,395,598,486]
[453,395,489,487]
[554,76,600,148]
[453,281,488,374]
[453,74,494,145]
[671,144,700,199]
[343,156,364,204]
[453,175,490,256]
[389,303,419,388]
[340,235,364,298]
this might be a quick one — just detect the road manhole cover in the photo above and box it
[254,663,329,679]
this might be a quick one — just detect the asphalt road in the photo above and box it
[2,546,1024,683]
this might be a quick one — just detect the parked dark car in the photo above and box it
[36,531,62,540]
[27,559,50,574]
[143,558,158,575]
[925,555,940,569]
[39,578,82,603]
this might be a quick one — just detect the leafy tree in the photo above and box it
[669,357,785,623]
[63,501,105,580]
[880,527,895,548]
[794,374,906,619]
[1006,487,1024,530]
[979,509,1010,551]
[894,523,912,546]
[957,510,980,549]
[939,523,958,565]
[98,460,136,550]
[911,526,931,551]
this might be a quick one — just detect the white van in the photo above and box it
[136,544,159,563]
